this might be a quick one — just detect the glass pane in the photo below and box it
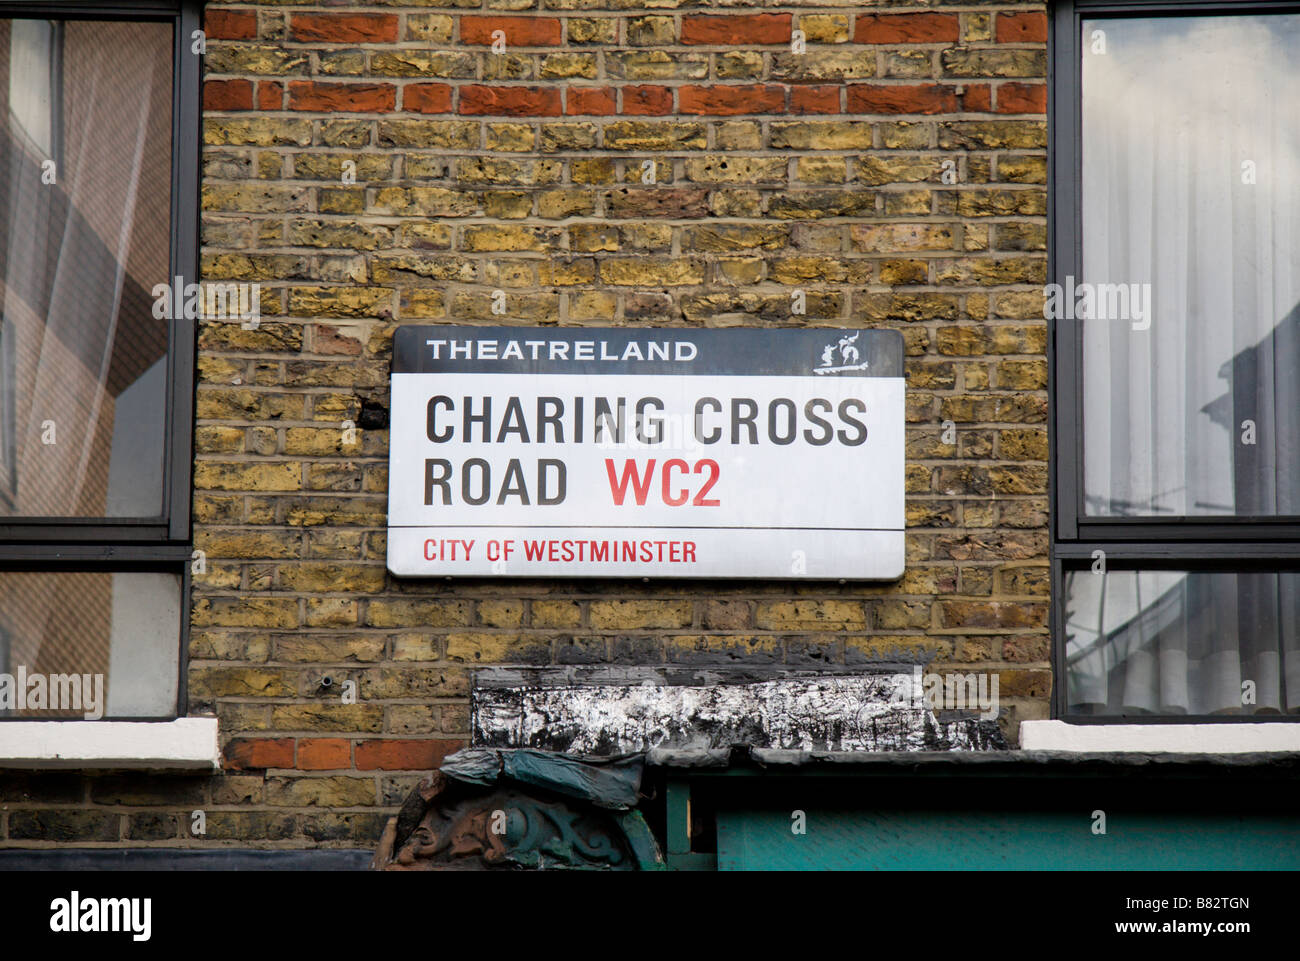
[0,570,181,718]
[0,19,173,518]
[1080,15,1300,517]
[1064,568,1300,716]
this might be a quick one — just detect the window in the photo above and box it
[1050,0,1300,719]
[0,0,198,720]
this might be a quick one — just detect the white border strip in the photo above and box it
[1020,720,1300,754]
[0,718,220,770]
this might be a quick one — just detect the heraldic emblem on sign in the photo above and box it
[814,330,872,375]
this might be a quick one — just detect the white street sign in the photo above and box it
[386,327,905,579]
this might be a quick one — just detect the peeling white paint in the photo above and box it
[473,674,1003,754]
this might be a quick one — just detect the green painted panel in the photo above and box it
[717,809,1300,870]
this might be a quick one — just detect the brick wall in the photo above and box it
[1,0,1050,850]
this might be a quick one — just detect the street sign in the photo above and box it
[386,326,904,579]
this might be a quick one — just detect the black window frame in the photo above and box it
[0,0,200,720]
[1049,0,1300,723]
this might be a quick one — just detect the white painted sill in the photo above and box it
[0,718,220,770]
[1020,719,1300,754]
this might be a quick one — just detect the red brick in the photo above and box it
[854,13,960,44]
[458,84,562,117]
[679,84,785,116]
[791,85,841,114]
[848,83,959,115]
[224,738,294,771]
[681,14,792,45]
[355,739,464,771]
[204,9,257,41]
[289,13,398,44]
[288,82,395,113]
[461,16,563,46]
[997,82,1046,114]
[296,738,351,770]
[257,81,283,111]
[962,83,992,112]
[996,12,1048,43]
[566,86,616,116]
[623,85,673,116]
[403,83,453,114]
[204,79,253,111]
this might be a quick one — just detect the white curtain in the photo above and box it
[1066,570,1299,714]
[1070,15,1300,715]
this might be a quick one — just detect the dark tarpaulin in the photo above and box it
[439,747,644,810]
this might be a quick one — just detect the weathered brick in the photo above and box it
[755,601,866,631]
[9,811,120,842]
[997,82,1047,114]
[566,86,616,115]
[622,84,673,116]
[403,83,452,114]
[601,258,705,286]
[855,13,959,44]
[461,16,563,46]
[264,776,375,807]
[205,9,257,41]
[848,83,959,115]
[297,739,351,770]
[942,48,1046,78]
[355,739,462,770]
[770,121,873,150]
[603,121,706,151]
[996,12,1049,44]
[205,44,308,77]
[590,600,693,630]
[205,79,254,111]
[772,50,875,81]
[459,84,562,117]
[679,84,784,115]
[791,85,841,114]
[800,14,850,44]
[682,14,791,46]
[225,738,295,771]
[290,13,397,43]
[288,82,395,113]
[442,632,549,664]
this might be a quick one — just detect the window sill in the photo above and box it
[1021,719,1300,754]
[0,718,219,770]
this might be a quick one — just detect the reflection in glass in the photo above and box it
[1064,569,1300,715]
[0,19,173,518]
[0,570,180,718]
[1081,15,1300,517]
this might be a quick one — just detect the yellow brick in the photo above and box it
[754,600,866,631]
[589,600,692,630]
